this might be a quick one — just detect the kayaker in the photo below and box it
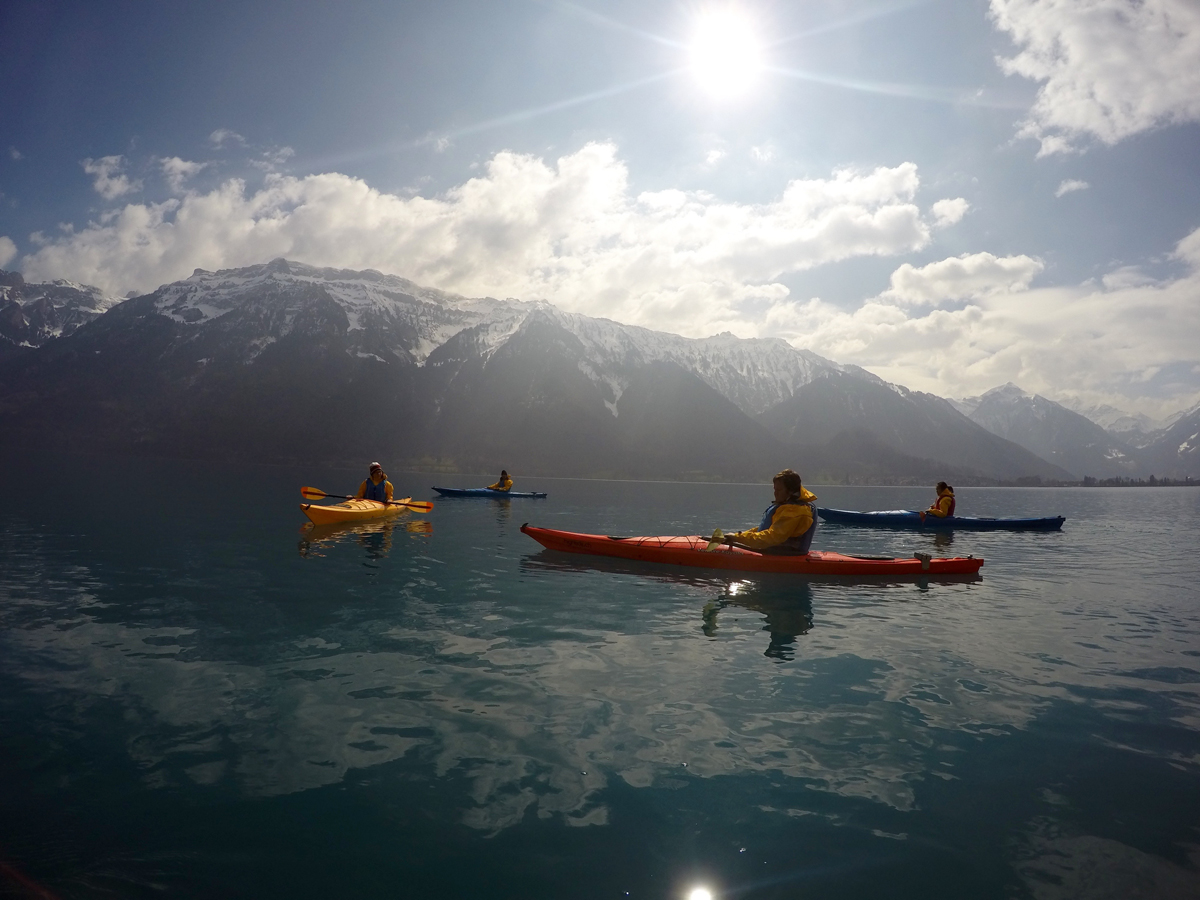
[355,462,394,504]
[487,470,513,492]
[919,482,955,521]
[721,468,818,555]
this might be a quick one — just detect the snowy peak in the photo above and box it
[967,383,1139,478]
[979,382,1034,404]
[152,259,533,364]
[528,307,847,415]
[139,259,849,414]
[0,268,122,351]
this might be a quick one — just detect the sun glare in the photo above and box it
[688,9,763,100]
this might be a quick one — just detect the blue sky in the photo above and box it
[2,0,1198,417]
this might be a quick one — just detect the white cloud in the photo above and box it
[992,0,1200,154]
[82,155,143,200]
[1173,224,1200,266]
[1100,265,1154,289]
[209,129,246,148]
[930,197,969,227]
[20,143,943,336]
[0,236,16,268]
[249,146,295,172]
[881,252,1043,305]
[704,148,727,166]
[1055,179,1089,197]
[763,227,1200,416]
[25,140,1192,412]
[8,147,21,161]
[159,157,208,193]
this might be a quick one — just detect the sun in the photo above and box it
[688,8,764,100]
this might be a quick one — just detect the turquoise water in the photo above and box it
[2,457,1199,899]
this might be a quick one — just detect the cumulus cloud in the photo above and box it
[159,157,208,193]
[20,143,944,335]
[764,227,1200,416]
[930,197,969,227]
[992,0,1200,154]
[24,140,1192,411]
[881,252,1043,305]
[208,128,246,148]
[1055,178,1089,197]
[82,155,143,200]
[0,236,16,268]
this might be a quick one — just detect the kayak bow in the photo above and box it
[520,524,982,576]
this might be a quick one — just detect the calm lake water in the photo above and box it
[2,456,1199,899]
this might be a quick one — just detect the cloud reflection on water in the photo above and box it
[2,521,1199,839]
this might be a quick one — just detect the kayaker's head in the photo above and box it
[773,468,803,503]
[936,481,951,494]
[369,462,384,483]
[500,470,508,479]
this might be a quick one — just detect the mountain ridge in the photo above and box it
[1,259,1193,481]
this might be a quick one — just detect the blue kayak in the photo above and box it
[433,486,547,499]
[818,507,1065,531]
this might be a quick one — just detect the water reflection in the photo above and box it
[298,518,432,560]
[702,580,814,660]
[931,530,955,550]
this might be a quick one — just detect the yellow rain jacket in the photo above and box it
[731,487,818,552]
[925,487,955,518]
[487,475,514,491]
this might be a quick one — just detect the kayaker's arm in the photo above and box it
[924,497,952,518]
[724,504,814,550]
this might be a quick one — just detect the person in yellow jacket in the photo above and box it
[722,468,818,555]
[919,482,955,520]
[355,462,394,503]
[487,469,513,492]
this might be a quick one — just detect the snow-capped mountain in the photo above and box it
[964,383,1140,479]
[1138,404,1200,478]
[1055,398,1187,449]
[0,259,1077,481]
[149,259,851,416]
[0,269,122,356]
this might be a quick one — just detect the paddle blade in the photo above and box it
[301,486,329,500]
[704,529,724,552]
[399,500,434,512]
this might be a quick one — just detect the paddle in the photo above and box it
[300,486,434,513]
[704,529,725,551]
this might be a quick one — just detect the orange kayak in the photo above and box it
[302,497,412,526]
[520,524,983,576]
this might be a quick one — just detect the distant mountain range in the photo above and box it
[952,384,1198,480]
[0,259,1194,482]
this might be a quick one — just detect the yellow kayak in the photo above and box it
[301,497,412,526]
